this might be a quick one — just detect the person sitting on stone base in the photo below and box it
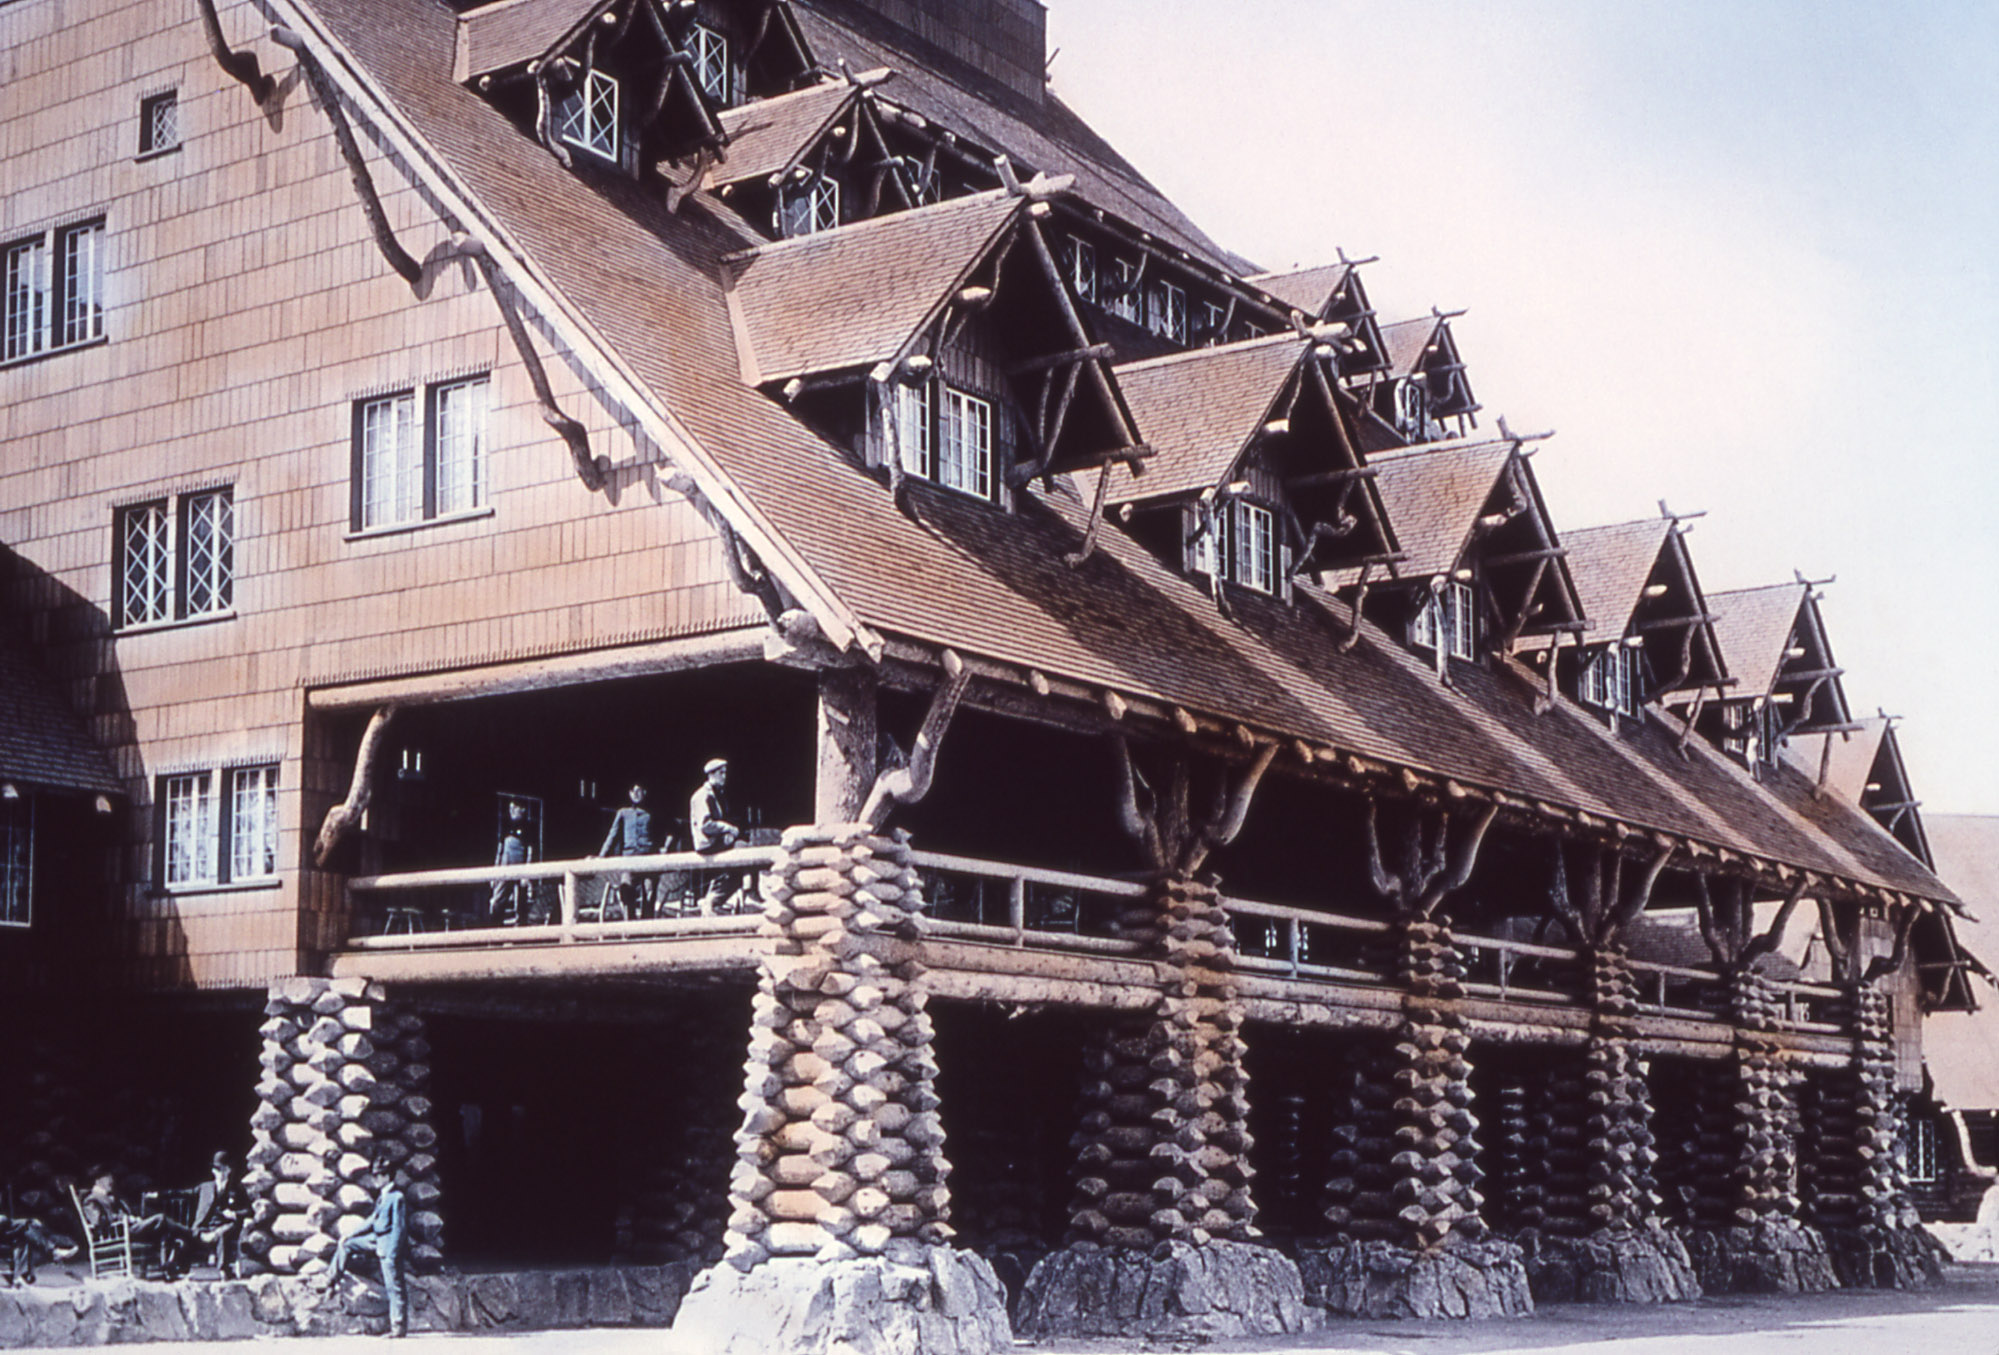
[315,1158,410,1338]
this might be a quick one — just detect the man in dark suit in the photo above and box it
[188,1152,245,1276]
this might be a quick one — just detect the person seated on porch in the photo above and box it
[2,1207,78,1285]
[597,783,661,919]
[489,799,537,927]
[80,1172,192,1272]
[315,1156,409,1338]
[690,758,742,914]
[187,1152,246,1276]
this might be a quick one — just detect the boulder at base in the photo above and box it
[669,1250,1011,1355]
[1295,1236,1533,1319]
[1013,1240,1313,1340]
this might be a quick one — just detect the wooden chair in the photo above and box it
[69,1185,134,1281]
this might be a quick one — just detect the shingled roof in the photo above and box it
[708,79,862,189]
[1560,519,1675,643]
[1361,440,1517,579]
[453,0,603,82]
[285,0,1959,908]
[1111,337,1310,503]
[1706,582,1807,700]
[728,190,1018,382]
[1249,264,1354,319]
[0,633,119,797]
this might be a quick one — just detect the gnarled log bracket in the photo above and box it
[1112,735,1277,878]
[270,27,424,288]
[465,247,606,491]
[1547,836,1675,949]
[192,0,274,104]
[860,651,972,827]
[1363,796,1499,920]
[1692,873,1807,975]
[661,470,789,620]
[313,704,397,868]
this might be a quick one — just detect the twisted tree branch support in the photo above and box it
[465,247,605,491]
[313,705,397,868]
[192,0,274,104]
[861,652,971,827]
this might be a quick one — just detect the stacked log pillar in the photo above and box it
[1391,919,1486,1249]
[238,977,442,1277]
[1583,946,1655,1232]
[673,825,1011,1355]
[1016,875,1309,1340]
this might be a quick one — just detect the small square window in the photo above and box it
[777,177,840,237]
[139,91,179,156]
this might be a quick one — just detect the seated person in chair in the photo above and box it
[80,1172,192,1273]
[2,1209,77,1285]
[189,1152,246,1276]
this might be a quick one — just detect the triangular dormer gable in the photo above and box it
[1695,582,1851,768]
[727,187,1146,496]
[1108,336,1398,583]
[1372,314,1479,442]
[1246,261,1391,377]
[1787,718,1933,869]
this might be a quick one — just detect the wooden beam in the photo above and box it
[1008,344,1115,377]
[1482,546,1568,568]
[1284,467,1380,490]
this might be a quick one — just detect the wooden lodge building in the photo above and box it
[0,0,1983,1341]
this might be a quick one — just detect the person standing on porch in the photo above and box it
[598,783,661,917]
[316,1162,409,1337]
[489,799,536,926]
[691,758,741,913]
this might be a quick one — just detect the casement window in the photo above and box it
[1147,280,1188,345]
[352,376,489,531]
[1191,499,1280,594]
[0,794,30,928]
[115,488,233,628]
[1065,237,1098,303]
[776,177,840,237]
[1907,1116,1940,1185]
[889,379,993,501]
[138,91,179,156]
[161,765,278,889]
[689,23,741,106]
[1412,580,1476,660]
[1394,378,1429,438]
[1582,644,1642,716]
[1200,300,1228,348]
[4,218,105,362]
[558,69,620,161]
[1105,258,1142,324]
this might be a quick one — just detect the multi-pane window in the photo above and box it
[777,177,840,237]
[558,70,619,161]
[1065,237,1098,303]
[1192,499,1280,593]
[1582,644,1642,716]
[1907,1117,1940,1185]
[1413,580,1476,660]
[690,23,740,105]
[888,380,993,501]
[116,488,233,628]
[1148,280,1188,345]
[139,91,179,155]
[1200,300,1228,348]
[0,795,30,928]
[4,218,104,362]
[352,376,489,530]
[1105,258,1142,323]
[161,765,278,888]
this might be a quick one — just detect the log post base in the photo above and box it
[239,977,442,1277]
[1014,1238,1312,1340]
[1516,1224,1700,1304]
[673,1250,1011,1355]
[1294,1235,1531,1319]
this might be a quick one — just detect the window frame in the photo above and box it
[776,176,841,238]
[885,378,996,503]
[4,216,106,366]
[1413,580,1476,661]
[1582,643,1642,716]
[157,763,280,893]
[1231,500,1276,594]
[689,23,739,106]
[115,489,235,631]
[177,487,234,621]
[1148,279,1188,345]
[138,90,180,158]
[558,69,620,162]
[1908,1115,1940,1185]
[0,793,32,929]
[349,376,491,534]
[1066,236,1098,303]
[1105,258,1142,324]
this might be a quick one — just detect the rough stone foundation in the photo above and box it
[674,1252,1010,1355]
[0,1263,694,1348]
[1680,1219,1838,1294]
[1295,1236,1531,1319]
[1821,1224,1947,1290]
[1517,1225,1701,1304]
[1014,1239,1312,1340]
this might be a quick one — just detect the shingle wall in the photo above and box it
[0,0,761,990]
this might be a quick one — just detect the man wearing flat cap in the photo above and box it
[690,758,741,913]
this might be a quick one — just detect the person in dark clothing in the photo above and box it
[79,1172,191,1273]
[2,1210,76,1285]
[597,783,660,918]
[188,1152,246,1275]
[317,1165,409,1337]
[489,799,537,926]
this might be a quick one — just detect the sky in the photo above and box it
[1044,0,1999,817]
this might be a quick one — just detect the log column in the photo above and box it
[1725,970,1799,1226]
[1584,945,1656,1232]
[239,977,443,1276]
[1391,918,1486,1250]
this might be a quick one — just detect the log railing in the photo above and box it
[344,846,781,950]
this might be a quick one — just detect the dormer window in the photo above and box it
[1719,702,1781,767]
[1412,580,1475,660]
[558,69,620,161]
[1105,258,1141,324]
[1064,237,1097,302]
[1393,379,1429,439]
[1147,281,1187,345]
[777,177,840,237]
[690,24,740,106]
[1199,301,1227,348]
[892,380,994,500]
[1582,644,1641,716]
[1192,499,1278,595]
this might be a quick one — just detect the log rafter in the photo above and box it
[193,0,275,104]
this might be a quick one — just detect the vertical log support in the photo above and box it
[1392,916,1486,1249]
[814,668,878,825]
[239,978,442,1277]
[1724,967,1798,1228]
[680,825,1010,1355]
[1583,945,1657,1233]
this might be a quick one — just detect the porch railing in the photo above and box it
[342,850,1852,1029]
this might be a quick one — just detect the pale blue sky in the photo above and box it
[1048,0,1999,815]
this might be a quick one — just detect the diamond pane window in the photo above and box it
[58,221,104,347]
[359,392,421,528]
[3,235,48,362]
[119,501,171,626]
[1148,280,1188,345]
[0,796,30,927]
[433,377,488,516]
[140,91,179,155]
[230,766,279,882]
[1105,259,1141,323]
[164,772,216,887]
[938,389,992,499]
[181,489,233,618]
[559,70,619,160]
[777,178,840,237]
[1067,237,1098,302]
[691,24,733,104]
